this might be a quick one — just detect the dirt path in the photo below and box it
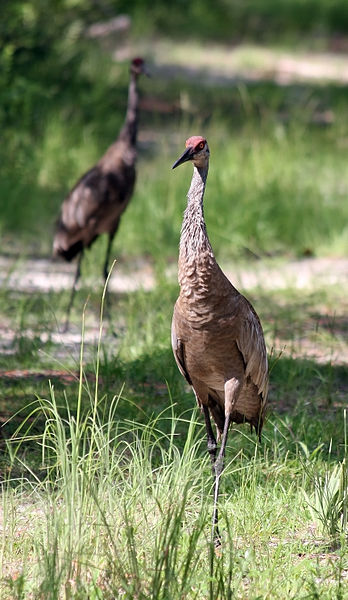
[1,255,347,295]
[116,39,348,87]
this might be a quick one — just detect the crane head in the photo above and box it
[172,136,210,169]
[131,57,150,77]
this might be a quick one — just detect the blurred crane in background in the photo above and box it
[53,57,148,330]
[171,135,269,546]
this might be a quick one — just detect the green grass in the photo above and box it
[2,73,348,260]
[0,274,347,598]
[1,19,348,597]
[2,3,348,261]
[127,120,348,261]
[1,384,347,598]
[121,0,348,42]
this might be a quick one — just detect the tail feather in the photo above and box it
[54,240,83,262]
[208,393,264,441]
[208,394,225,438]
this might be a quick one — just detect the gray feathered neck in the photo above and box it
[179,164,214,258]
[119,73,139,146]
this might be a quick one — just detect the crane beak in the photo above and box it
[172,146,193,169]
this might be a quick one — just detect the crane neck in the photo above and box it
[179,163,213,259]
[119,72,139,146]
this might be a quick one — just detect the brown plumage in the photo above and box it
[53,57,148,329]
[171,135,269,546]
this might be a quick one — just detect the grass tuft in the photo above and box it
[303,410,348,545]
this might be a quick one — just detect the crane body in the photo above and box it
[172,136,269,545]
[53,58,147,329]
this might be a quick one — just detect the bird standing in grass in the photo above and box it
[171,136,269,546]
[53,57,148,330]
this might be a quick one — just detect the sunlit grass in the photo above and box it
[1,66,348,261]
[0,275,347,597]
[1,391,347,598]
[1,33,348,597]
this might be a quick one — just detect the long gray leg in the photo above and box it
[63,250,83,332]
[102,230,118,322]
[203,404,220,597]
[103,231,115,284]
[203,405,218,471]
[211,413,231,547]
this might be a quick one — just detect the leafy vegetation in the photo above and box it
[124,0,348,42]
[2,1,348,258]
[2,81,348,258]
[1,1,348,597]
[0,273,347,597]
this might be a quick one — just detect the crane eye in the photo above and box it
[198,142,204,150]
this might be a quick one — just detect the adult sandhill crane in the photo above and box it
[171,135,269,546]
[53,57,148,330]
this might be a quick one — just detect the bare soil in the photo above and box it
[0,254,347,368]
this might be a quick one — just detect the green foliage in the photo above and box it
[303,415,348,543]
[1,5,348,593]
[0,0,114,128]
[2,66,348,257]
[0,271,347,597]
[2,389,348,597]
[119,0,348,41]
[304,459,348,542]
[119,112,348,261]
[0,0,130,250]
[2,1,348,258]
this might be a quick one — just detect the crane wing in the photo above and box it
[61,167,112,230]
[171,316,192,385]
[236,302,269,402]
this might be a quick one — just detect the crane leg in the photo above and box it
[102,231,117,321]
[211,413,231,548]
[203,405,217,471]
[103,232,115,284]
[62,251,83,332]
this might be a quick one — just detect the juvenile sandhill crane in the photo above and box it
[171,136,269,546]
[53,57,148,330]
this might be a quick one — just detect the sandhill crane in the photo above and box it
[171,136,269,546]
[53,57,148,330]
